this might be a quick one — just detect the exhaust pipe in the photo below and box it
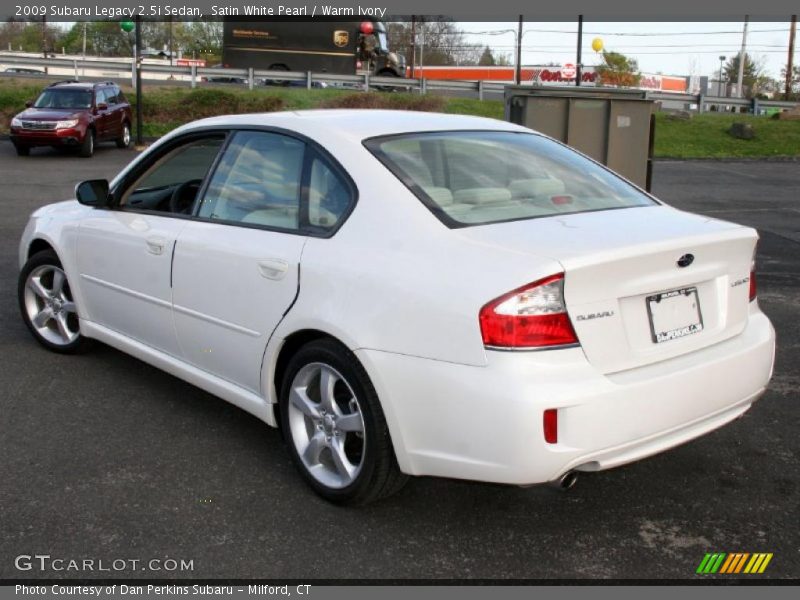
[551,471,579,491]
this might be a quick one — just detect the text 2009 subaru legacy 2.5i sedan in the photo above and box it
[18,110,775,504]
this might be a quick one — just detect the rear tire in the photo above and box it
[116,122,131,149]
[79,129,94,158]
[18,250,92,354]
[279,338,407,505]
[266,64,290,86]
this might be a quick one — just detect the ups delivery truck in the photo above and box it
[222,19,406,77]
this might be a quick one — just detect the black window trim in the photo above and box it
[363,129,661,230]
[107,125,359,239]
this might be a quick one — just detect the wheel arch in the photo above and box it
[270,328,346,422]
[265,326,412,474]
[27,238,57,260]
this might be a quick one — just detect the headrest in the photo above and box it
[509,178,565,199]
[422,186,454,206]
[453,187,513,205]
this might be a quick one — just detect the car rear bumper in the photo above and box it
[357,307,775,485]
[10,128,84,147]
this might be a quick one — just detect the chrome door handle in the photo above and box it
[146,236,167,255]
[258,259,289,280]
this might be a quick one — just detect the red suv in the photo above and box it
[9,80,132,157]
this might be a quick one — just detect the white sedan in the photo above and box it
[18,110,776,504]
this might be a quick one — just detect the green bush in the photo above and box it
[321,91,446,112]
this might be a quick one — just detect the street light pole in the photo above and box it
[718,55,726,97]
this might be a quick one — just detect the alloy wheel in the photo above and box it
[23,264,79,346]
[287,362,366,489]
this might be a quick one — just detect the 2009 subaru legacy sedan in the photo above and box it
[18,110,775,504]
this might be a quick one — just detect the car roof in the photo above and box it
[175,109,531,142]
[47,81,113,89]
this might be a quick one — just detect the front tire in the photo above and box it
[116,122,131,148]
[18,250,92,354]
[14,144,30,156]
[280,339,407,505]
[79,129,94,158]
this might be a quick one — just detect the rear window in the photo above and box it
[364,131,655,228]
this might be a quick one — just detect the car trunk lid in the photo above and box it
[460,206,757,373]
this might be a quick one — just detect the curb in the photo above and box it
[654,156,800,163]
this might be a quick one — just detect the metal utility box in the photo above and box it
[505,86,655,190]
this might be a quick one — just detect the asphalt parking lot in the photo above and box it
[0,141,797,580]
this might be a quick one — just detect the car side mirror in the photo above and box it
[96,102,108,111]
[75,179,111,207]
[25,100,33,108]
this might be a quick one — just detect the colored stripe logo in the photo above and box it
[696,553,773,574]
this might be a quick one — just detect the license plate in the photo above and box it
[646,287,703,344]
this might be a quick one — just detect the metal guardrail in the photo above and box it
[0,53,513,99]
[1,53,797,111]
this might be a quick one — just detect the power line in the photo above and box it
[457,43,797,49]
[461,27,791,37]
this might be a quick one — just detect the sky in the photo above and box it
[48,19,798,80]
[456,21,798,79]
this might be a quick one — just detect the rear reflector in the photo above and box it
[479,274,579,348]
[543,409,558,444]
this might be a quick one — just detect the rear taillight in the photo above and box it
[479,273,579,349]
[749,246,757,302]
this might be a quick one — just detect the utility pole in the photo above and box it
[576,15,583,86]
[736,15,749,98]
[81,21,87,79]
[419,25,424,81]
[135,16,143,146]
[786,15,797,100]
[410,16,416,79]
[169,17,174,66]
[515,15,523,85]
[41,15,47,58]
[42,15,48,74]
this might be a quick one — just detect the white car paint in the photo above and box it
[19,110,775,487]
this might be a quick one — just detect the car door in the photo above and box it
[171,130,311,393]
[103,86,122,139]
[92,88,109,140]
[75,134,226,356]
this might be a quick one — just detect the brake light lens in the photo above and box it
[479,273,579,348]
[749,244,758,302]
